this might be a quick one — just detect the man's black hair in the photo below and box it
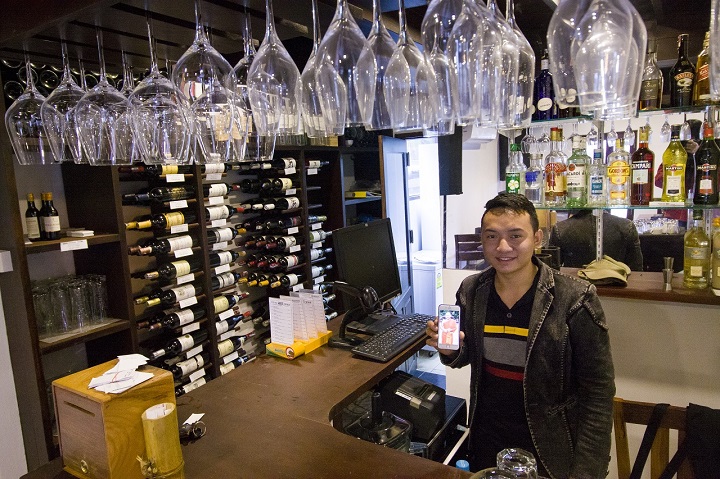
[481,193,540,232]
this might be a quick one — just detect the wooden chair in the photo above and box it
[455,234,483,269]
[613,397,694,479]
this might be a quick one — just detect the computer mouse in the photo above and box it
[328,335,364,350]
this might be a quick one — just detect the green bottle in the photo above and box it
[566,135,589,207]
[505,143,526,194]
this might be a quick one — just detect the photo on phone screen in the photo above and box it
[437,304,460,350]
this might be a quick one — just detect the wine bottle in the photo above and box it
[662,125,688,202]
[128,234,198,256]
[270,158,297,170]
[207,227,237,245]
[144,256,204,280]
[307,215,327,224]
[305,159,330,169]
[202,163,232,174]
[246,273,270,287]
[323,293,337,305]
[203,183,238,198]
[25,193,41,241]
[215,314,244,335]
[670,34,696,108]
[217,336,251,357]
[237,178,262,194]
[262,177,299,193]
[271,272,306,288]
[683,209,710,289]
[118,164,193,176]
[213,293,241,314]
[150,328,209,359]
[122,186,196,204]
[151,282,204,307]
[630,126,654,206]
[271,196,301,210]
[266,235,301,251]
[311,264,333,278]
[171,351,211,379]
[693,120,720,205]
[211,272,242,290]
[125,210,198,230]
[175,376,207,397]
[309,247,333,261]
[39,192,61,240]
[326,312,339,321]
[308,230,330,243]
[265,216,302,231]
[205,204,237,222]
[149,304,206,331]
[276,254,303,269]
[219,352,256,375]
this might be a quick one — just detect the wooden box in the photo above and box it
[52,360,176,479]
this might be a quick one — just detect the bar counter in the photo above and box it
[22,317,471,479]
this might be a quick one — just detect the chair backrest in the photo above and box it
[613,397,694,479]
[455,234,483,269]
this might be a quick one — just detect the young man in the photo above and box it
[426,193,615,478]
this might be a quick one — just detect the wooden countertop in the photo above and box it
[560,268,720,306]
[23,318,471,479]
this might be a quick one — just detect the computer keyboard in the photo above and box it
[351,313,434,362]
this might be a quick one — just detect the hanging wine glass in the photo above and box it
[624,119,635,149]
[474,0,506,127]
[40,42,84,163]
[4,53,53,165]
[447,0,486,125]
[172,1,236,163]
[424,26,454,137]
[644,116,653,141]
[660,115,671,142]
[300,0,327,138]
[537,128,551,156]
[586,122,599,150]
[315,0,376,131]
[366,0,395,131]
[119,52,135,98]
[521,127,537,155]
[234,13,276,161]
[247,0,302,136]
[75,28,133,166]
[129,16,193,165]
[606,121,617,150]
[484,0,519,129]
[506,0,535,128]
[385,0,438,131]
[421,0,463,54]
[680,114,692,141]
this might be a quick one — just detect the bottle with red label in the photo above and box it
[544,127,567,206]
[693,120,719,205]
[630,126,654,205]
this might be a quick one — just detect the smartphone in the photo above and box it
[437,304,461,350]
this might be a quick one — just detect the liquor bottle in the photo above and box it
[606,137,631,206]
[205,205,237,222]
[25,193,41,241]
[639,41,663,110]
[149,304,206,331]
[693,32,712,106]
[587,149,607,207]
[271,272,306,288]
[307,214,328,224]
[661,125,688,202]
[693,121,720,205]
[683,209,710,289]
[565,135,590,207]
[171,351,210,380]
[150,328,209,359]
[219,353,256,375]
[669,34,695,108]
[144,256,204,280]
[524,153,544,206]
[712,217,720,290]
[505,144,526,194]
[533,49,556,121]
[175,376,206,397]
[122,186,196,204]
[39,192,61,240]
[544,127,567,206]
[125,210,199,230]
[630,126,654,206]
[308,230,330,243]
[311,264,333,278]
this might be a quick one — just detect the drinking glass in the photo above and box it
[4,54,53,165]
[447,0,486,125]
[496,447,538,479]
[40,42,85,164]
[129,17,193,165]
[421,0,462,55]
[68,279,91,331]
[625,120,635,149]
[86,274,108,324]
[474,0,504,127]
[472,469,515,478]
[247,0,302,136]
[75,28,133,166]
[537,128,551,156]
[424,29,455,137]
[315,0,376,130]
[49,281,72,332]
[366,0,395,131]
[233,13,276,161]
[172,0,236,163]
[300,0,327,137]
[32,285,55,338]
[118,52,136,98]
[506,0,535,128]
[521,127,537,154]
[385,0,438,131]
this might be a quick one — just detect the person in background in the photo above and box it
[426,193,615,478]
[549,210,644,271]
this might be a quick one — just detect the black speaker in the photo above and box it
[438,126,463,196]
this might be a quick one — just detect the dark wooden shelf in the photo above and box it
[39,319,130,354]
[24,233,120,254]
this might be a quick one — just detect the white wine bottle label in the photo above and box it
[309,249,322,260]
[207,205,229,220]
[166,174,185,183]
[217,339,234,357]
[183,377,206,394]
[311,266,323,277]
[216,320,230,335]
[280,158,296,168]
[216,251,233,265]
[216,228,235,242]
[204,164,225,174]
[213,296,230,313]
[216,272,236,288]
[286,274,299,286]
[175,308,196,326]
[167,235,194,252]
[306,160,321,168]
[286,197,300,209]
[308,231,325,242]
[665,175,682,196]
[220,362,235,375]
[42,216,61,232]
[285,255,300,267]
[165,212,186,227]
[279,178,293,190]
[169,200,188,210]
[176,355,201,376]
[173,284,197,301]
[280,236,297,248]
[172,260,192,276]
[218,308,235,321]
[26,217,40,239]
[177,334,196,351]
[214,264,231,275]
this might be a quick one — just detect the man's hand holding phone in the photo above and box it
[426,304,464,356]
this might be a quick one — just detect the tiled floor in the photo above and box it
[416,348,446,389]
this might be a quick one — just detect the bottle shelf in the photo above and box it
[39,318,129,354]
[535,204,720,211]
[24,233,121,254]
[344,196,382,206]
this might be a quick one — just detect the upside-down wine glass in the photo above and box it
[315,0,376,131]
[485,0,519,129]
[624,119,635,149]
[234,13,276,161]
[172,0,237,163]
[424,27,454,137]
[75,28,133,166]
[40,42,84,163]
[475,0,505,127]
[366,0,394,131]
[129,16,193,165]
[5,53,53,165]
[247,0,302,137]
[300,0,326,137]
[506,0,535,128]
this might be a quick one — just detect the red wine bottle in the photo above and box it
[39,192,61,240]
[150,328,208,359]
[25,193,41,241]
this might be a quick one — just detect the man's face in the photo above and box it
[480,209,543,277]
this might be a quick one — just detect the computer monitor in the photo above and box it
[332,218,403,311]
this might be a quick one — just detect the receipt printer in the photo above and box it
[378,371,446,443]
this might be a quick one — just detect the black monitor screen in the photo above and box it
[332,218,402,309]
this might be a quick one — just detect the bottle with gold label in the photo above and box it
[606,137,631,206]
[693,32,713,106]
[661,125,688,202]
[684,209,710,289]
[544,127,567,206]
